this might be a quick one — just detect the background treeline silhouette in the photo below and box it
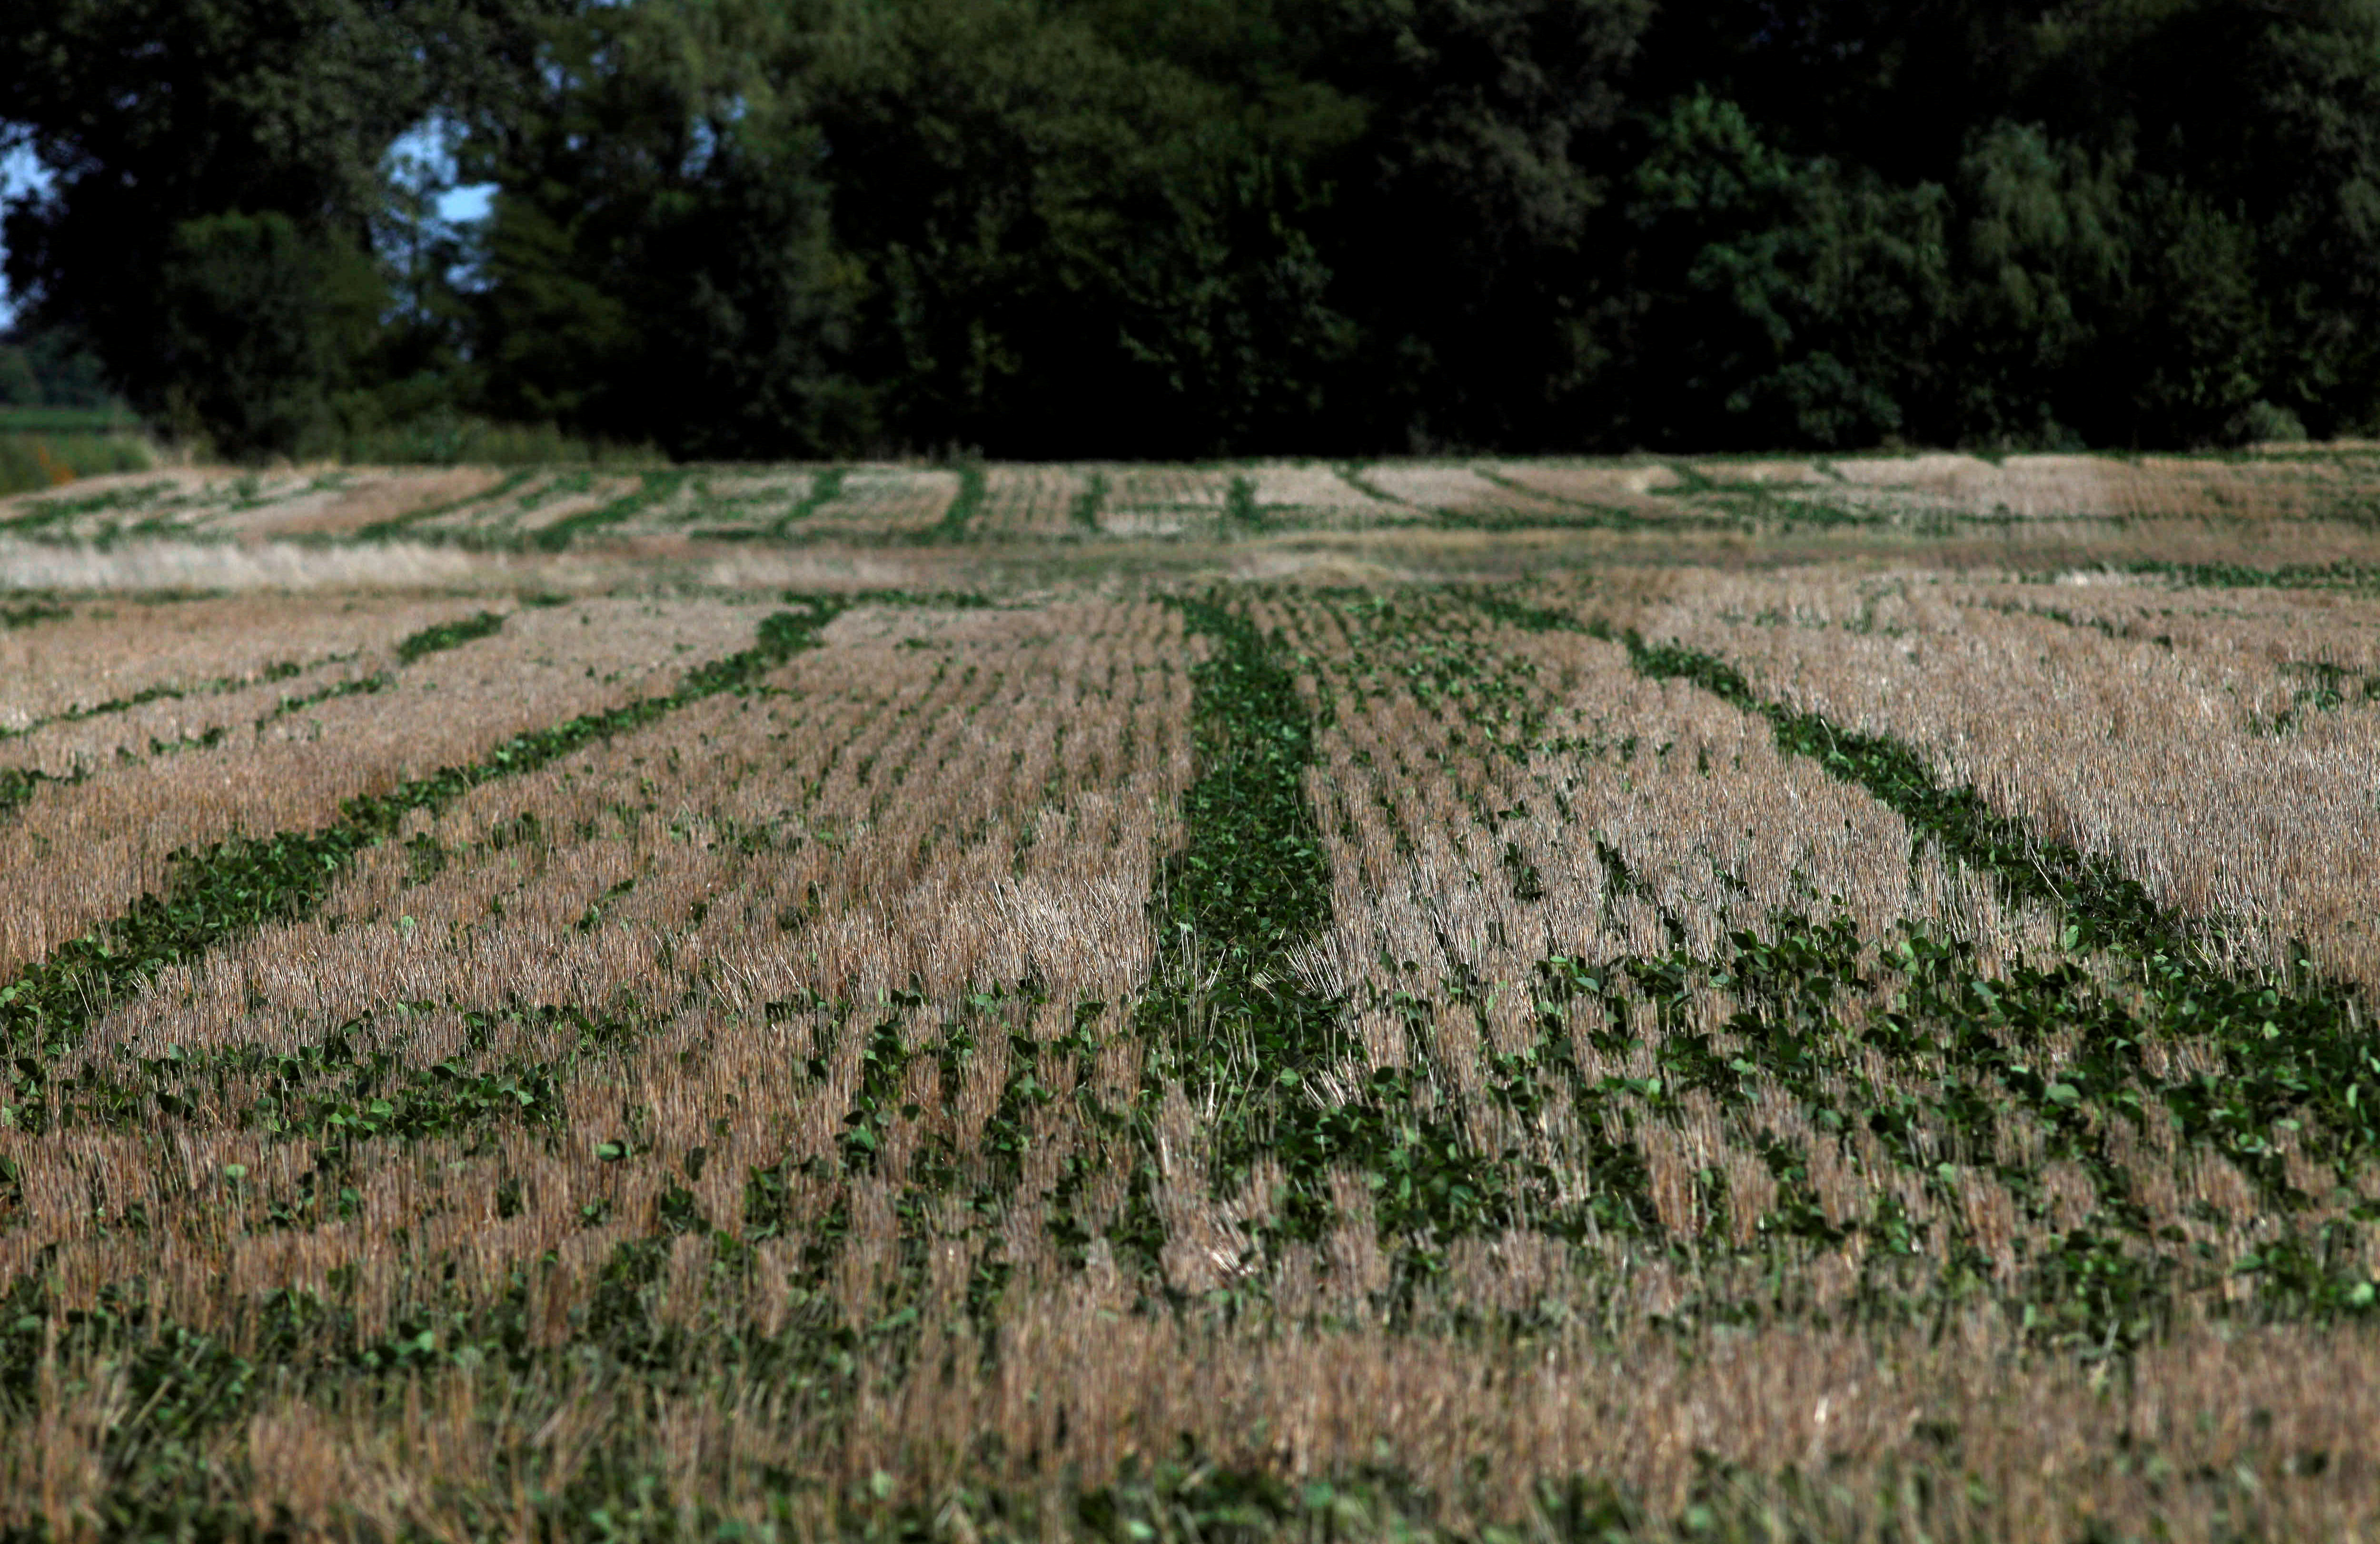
[7,0,2380,461]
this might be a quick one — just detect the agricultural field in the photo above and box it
[2,450,2380,1540]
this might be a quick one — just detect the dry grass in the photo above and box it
[217,468,510,538]
[972,465,1097,538]
[0,598,762,971]
[0,535,497,592]
[1355,463,1570,518]
[1819,449,2356,521]
[7,455,2380,1540]
[803,467,961,538]
[0,593,472,730]
[1484,459,1683,515]
[11,1313,2367,1543]
[1610,568,2380,990]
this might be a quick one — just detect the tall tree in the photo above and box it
[470,0,868,457]
[1302,0,1653,450]
[0,0,555,455]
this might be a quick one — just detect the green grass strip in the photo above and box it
[929,464,987,542]
[770,466,847,535]
[0,599,68,629]
[0,479,174,533]
[1608,620,2380,1178]
[392,610,504,665]
[1225,474,1262,532]
[528,469,688,552]
[2121,558,2380,591]
[0,599,856,1071]
[1071,470,1108,532]
[354,468,537,541]
[1154,597,1513,1266]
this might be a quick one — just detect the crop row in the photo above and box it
[0,580,2375,1537]
[17,449,2380,552]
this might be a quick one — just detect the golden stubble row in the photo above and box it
[1616,568,2380,990]
[971,465,1095,538]
[0,598,769,974]
[7,583,2380,1537]
[0,465,509,544]
[73,599,1194,1066]
[10,600,1198,1354]
[20,1272,2380,1541]
[801,468,960,540]
[420,474,642,539]
[0,590,1221,1531]
[0,591,477,731]
[2,986,1140,1344]
[1249,590,2376,1309]
[2,617,464,780]
[1816,448,2367,522]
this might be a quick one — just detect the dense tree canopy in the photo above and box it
[5,0,2378,458]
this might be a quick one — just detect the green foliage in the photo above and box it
[0,0,563,457]
[0,325,121,411]
[332,413,647,468]
[0,429,151,498]
[1615,619,2380,1322]
[1225,474,1261,530]
[148,212,383,458]
[1071,470,1110,530]
[393,610,505,664]
[467,0,866,459]
[15,0,2380,453]
[1154,597,1514,1265]
[932,463,988,542]
[528,470,688,552]
[772,466,847,534]
[1615,91,1949,449]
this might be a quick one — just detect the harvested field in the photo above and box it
[2,450,2380,1541]
[972,465,1100,538]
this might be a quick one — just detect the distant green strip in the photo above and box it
[0,479,174,532]
[0,599,68,629]
[529,469,688,551]
[929,465,987,542]
[1071,471,1108,532]
[393,610,504,664]
[2122,558,2380,591]
[355,468,536,541]
[770,466,847,535]
[1225,474,1262,532]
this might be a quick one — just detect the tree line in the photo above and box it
[6,0,2380,461]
